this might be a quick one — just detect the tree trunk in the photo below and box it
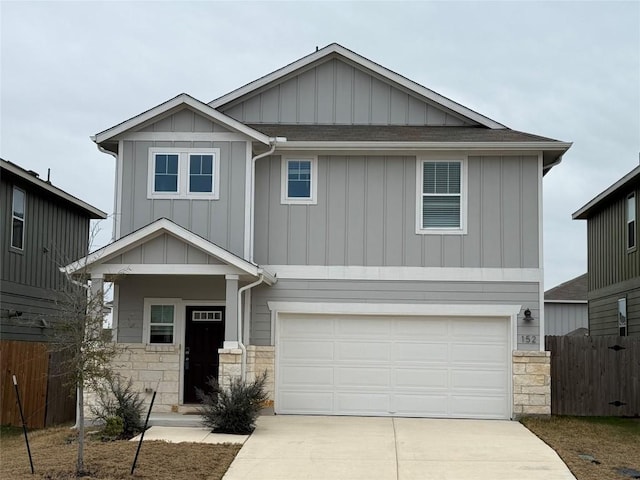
[76,383,84,475]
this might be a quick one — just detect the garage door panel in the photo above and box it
[393,342,449,363]
[336,341,391,361]
[450,395,508,418]
[280,340,334,361]
[451,369,507,390]
[450,318,507,338]
[335,367,391,388]
[451,343,507,363]
[394,394,449,416]
[280,365,334,387]
[336,393,390,414]
[280,316,334,336]
[395,368,448,389]
[337,317,390,336]
[279,391,334,414]
[394,317,449,337]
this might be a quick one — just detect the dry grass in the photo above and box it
[522,416,640,480]
[0,426,241,479]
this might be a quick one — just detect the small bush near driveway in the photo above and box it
[522,416,640,480]
[0,426,240,479]
[197,371,268,435]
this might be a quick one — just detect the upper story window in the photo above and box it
[416,159,467,235]
[627,192,636,250]
[281,156,318,205]
[11,187,25,250]
[147,148,220,200]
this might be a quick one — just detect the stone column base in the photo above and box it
[512,351,551,418]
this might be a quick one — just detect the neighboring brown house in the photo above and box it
[544,273,588,336]
[573,164,639,336]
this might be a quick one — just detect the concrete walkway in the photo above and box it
[222,416,576,480]
[130,426,248,444]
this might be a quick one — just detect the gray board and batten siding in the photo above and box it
[219,58,477,126]
[1,171,91,341]
[118,110,248,258]
[254,154,540,268]
[586,185,640,335]
[250,279,541,351]
[544,303,588,336]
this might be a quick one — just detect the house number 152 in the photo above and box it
[520,335,538,344]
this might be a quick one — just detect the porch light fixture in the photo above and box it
[523,308,533,321]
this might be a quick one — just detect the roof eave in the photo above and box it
[93,94,271,146]
[572,164,640,219]
[271,140,572,152]
[1,159,107,219]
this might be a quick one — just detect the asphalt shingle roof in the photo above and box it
[544,273,588,301]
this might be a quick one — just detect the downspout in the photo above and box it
[237,274,265,380]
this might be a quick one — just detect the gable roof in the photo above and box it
[1,158,107,219]
[573,164,640,219]
[209,43,506,129]
[544,273,588,302]
[92,93,272,146]
[63,217,276,284]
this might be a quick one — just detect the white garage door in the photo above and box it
[276,314,510,419]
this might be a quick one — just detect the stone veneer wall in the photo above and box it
[84,343,181,418]
[218,346,275,406]
[512,351,551,417]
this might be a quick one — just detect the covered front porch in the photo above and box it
[63,218,275,413]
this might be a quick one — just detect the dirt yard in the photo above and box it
[522,416,640,480]
[0,426,241,479]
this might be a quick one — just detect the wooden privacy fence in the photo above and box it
[546,335,640,416]
[1,340,76,428]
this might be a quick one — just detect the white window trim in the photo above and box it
[143,298,181,345]
[627,192,636,251]
[147,147,220,200]
[415,157,467,235]
[280,155,318,205]
[11,186,26,250]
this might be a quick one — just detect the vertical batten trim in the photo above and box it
[537,152,545,351]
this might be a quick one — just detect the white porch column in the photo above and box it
[224,274,239,348]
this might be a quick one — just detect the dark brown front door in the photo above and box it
[183,306,225,404]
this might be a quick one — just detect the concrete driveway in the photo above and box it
[222,416,576,480]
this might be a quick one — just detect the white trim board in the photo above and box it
[268,301,521,323]
[91,264,247,276]
[118,132,249,142]
[263,265,541,282]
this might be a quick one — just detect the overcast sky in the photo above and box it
[1,1,639,289]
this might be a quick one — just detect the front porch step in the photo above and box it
[148,412,204,428]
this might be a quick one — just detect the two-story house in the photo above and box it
[1,158,107,340]
[66,44,571,419]
[573,164,639,336]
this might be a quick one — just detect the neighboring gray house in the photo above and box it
[573,164,640,336]
[1,158,107,341]
[544,273,588,336]
[67,44,571,419]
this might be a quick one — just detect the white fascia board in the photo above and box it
[274,141,572,153]
[63,218,272,281]
[210,44,505,129]
[572,164,640,219]
[91,264,246,276]
[264,265,541,283]
[267,301,522,318]
[93,93,271,145]
[1,159,107,219]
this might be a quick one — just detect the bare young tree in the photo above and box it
[47,225,120,475]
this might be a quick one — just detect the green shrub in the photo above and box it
[197,371,268,435]
[101,416,124,441]
[91,376,144,439]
